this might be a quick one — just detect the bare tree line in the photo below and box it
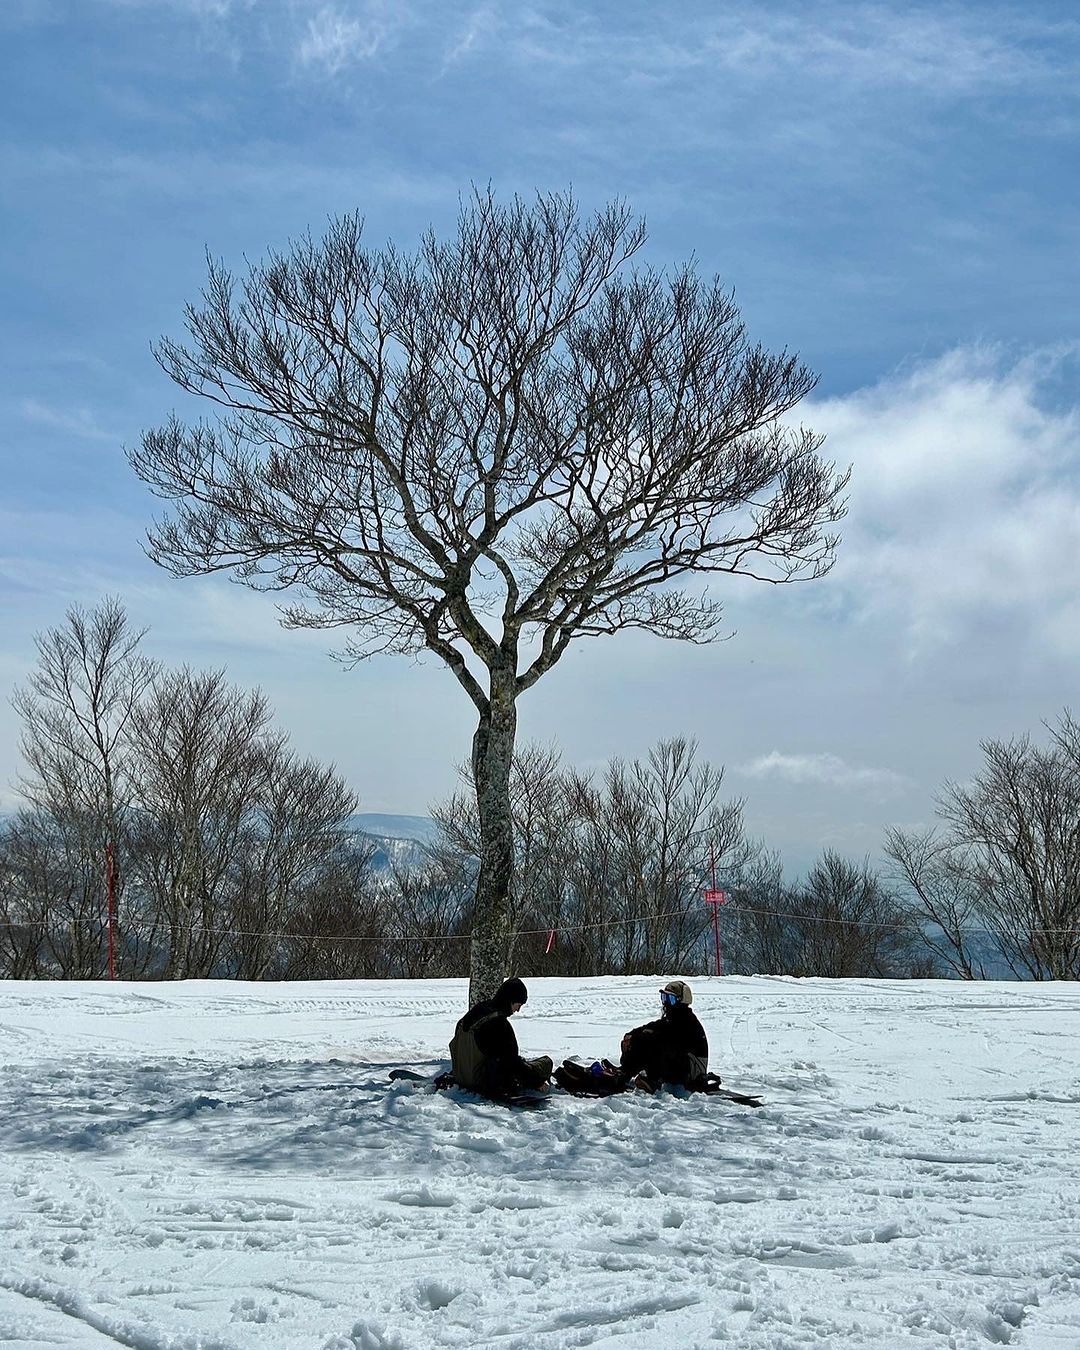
[1,602,754,981]
[727,851,931,979]
[726,712,1080,982]
[431,737,754,977]
[0,600,370,979]
[885,712,1080,981]
[3,601,1078,982]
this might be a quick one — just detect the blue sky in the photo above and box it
[2,0,1079,872]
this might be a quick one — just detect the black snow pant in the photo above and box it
[620,1028,700,1088]
[482,1054,553,1097]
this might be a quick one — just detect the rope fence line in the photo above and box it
[0,899,1076,944]
[706,898,1080,940]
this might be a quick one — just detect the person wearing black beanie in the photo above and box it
[449,978,552,1099]
[492,977,528,1011]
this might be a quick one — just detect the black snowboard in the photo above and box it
[553,1059,763,1107]
[700,1080,764,1107]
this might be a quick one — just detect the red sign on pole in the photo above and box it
[703,887,728,975]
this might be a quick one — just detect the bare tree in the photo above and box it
[888,714,1080,980]
[0,811,79,977]
[131,189,848,1002]
[432,736,750,976]
[227,751,362,979]
[275,847,383,980]
[5,600,378,981]
[796,850,921,977]
[127,669,275,978]
[727,850,924,978]
[725,850,801,976]
[579,739,749,974]
[431,741,574,952]
[884,828,987,979]
[12,600,155,976]
[379,854,472,979]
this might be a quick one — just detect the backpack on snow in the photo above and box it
[553,1058,629,1097]
[449,1008,500,1091]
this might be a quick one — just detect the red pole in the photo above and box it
[105,843,116,981]
[704,841,725,976]
[712,898,722,976]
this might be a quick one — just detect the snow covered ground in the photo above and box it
[1,976,1078,1349]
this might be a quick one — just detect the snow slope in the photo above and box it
[0,976,1077,1349]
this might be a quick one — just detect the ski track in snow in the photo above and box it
[0,977,1078,1349]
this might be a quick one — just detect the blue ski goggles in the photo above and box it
[660,989,679,1008]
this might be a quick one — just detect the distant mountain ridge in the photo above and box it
[348,813,442,844]
[348,813,443,872]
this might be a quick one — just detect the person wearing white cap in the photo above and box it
[618,979,709,1092]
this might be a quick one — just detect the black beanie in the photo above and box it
[493,977,528,1010]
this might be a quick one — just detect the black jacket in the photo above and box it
[458,998,521,1061]
[642,1004,708,1058]
[622,1004,708,1086]
[451,999,528,1095]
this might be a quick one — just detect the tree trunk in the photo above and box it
[468,668,517,1007]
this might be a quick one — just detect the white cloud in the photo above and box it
[102,0,243,15]
[442,5,500,68]
[807,345,1080,660]
[699,7,1059,95]
[20,398,117,443]
[297,2,406,75]
[463,3,1074,99]
[0,143,455,210]
[739,751,912,795]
